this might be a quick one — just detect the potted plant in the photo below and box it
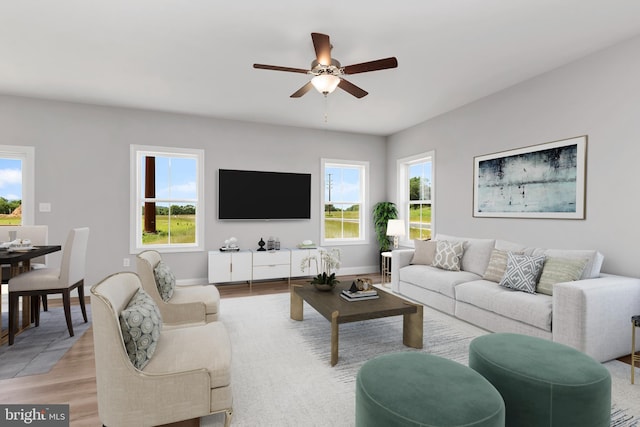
[372,201,398,253]
[300,248,342,291]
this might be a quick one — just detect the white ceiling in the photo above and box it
[1,1,640,136]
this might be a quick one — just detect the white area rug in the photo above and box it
[203,292,640,427]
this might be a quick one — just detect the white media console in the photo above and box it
[208,247,320,290]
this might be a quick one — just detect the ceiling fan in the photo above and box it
[253,32,398,99]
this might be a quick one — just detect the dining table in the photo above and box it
[0,245,62,342]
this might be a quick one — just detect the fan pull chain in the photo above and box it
[323,93,329,123]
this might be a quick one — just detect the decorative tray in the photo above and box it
[219,247,240,252]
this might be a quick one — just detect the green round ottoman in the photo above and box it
[469,333,611,427]
[356,352,505,427]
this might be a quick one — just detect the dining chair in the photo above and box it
[1,225,50,312]
[7,227,90,345]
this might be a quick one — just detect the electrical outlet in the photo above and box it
[123,258,130,267]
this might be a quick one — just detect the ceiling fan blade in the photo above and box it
[253,63,309,74]
[343,57,398,75]
[311,32,332,66]
[338,79,368,98]
[290,81,314,98]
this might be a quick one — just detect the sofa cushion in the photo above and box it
[399,264,481,298]
[495,239,528,253]
[119,288,163,370]
[537,257,589,295]
[483,249,523,283]
[433,240,465,271]
[410,240,436,265]
[499,253,545,294]
[456,280,552,331]
[436,234,495,276]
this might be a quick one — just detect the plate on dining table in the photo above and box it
[7,246,35,252]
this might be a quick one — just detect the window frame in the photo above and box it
[320,158,369,246]
[0,145,35,225]
[129,145,205,253]
[397,151,435,247]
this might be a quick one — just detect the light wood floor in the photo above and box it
[0,276,366,426]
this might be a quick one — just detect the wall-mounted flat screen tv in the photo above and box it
[218,169,311,220]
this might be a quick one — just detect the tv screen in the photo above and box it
[218,169,311,220]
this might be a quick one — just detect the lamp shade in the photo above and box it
[386,219,406,237]
[311,74,340,94]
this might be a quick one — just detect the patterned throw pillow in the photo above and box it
[432,240,465,271]
[483,249,524,283]
[410,240,437,265]
[154,261,175,302]
[536,257,589,295]
[499,252,545,293]
[119,288,163,370]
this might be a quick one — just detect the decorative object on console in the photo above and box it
[301,248,342,291]
[386,219,405,249]
[257,237,266,251]
[473,135,587,219]
[220,237,240,252]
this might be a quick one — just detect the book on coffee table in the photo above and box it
[340,289,379,301]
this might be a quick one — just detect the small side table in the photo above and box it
[381,251,392,288]
[632,315,640,384]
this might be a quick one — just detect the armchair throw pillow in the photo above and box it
[154,261,175,302]
[119,288,163,370]
[432,240,465,271]
[499,252,545,294]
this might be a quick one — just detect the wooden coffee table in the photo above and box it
[290,282,423,366]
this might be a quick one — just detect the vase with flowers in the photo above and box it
[300,248,341,291]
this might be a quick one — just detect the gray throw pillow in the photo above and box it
[119,288,163,370]
[432,240,465,271]
[499,252,545,294]
[537,257,589,295]
[154,261,175,302]
[410,240,437,265]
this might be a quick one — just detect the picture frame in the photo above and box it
[473,135,587,219]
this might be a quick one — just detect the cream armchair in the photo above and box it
[90,272,233,427]
[136,250,220,324]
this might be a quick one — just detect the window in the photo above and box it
[0,145,35,226]
[321,159,368,245]
[130,145,204,253]
[398,152,434,243]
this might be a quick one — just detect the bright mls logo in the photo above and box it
[1,405,69,426]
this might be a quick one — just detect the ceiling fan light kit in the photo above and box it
[253,32,398,99]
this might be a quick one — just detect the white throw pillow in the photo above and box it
[410,240,437,265]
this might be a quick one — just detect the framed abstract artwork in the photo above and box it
[473,135,587,219]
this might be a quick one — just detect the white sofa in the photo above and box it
[391,233,640,362]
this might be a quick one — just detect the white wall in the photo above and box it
[387,35,640,277]
[0,96,386,286]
